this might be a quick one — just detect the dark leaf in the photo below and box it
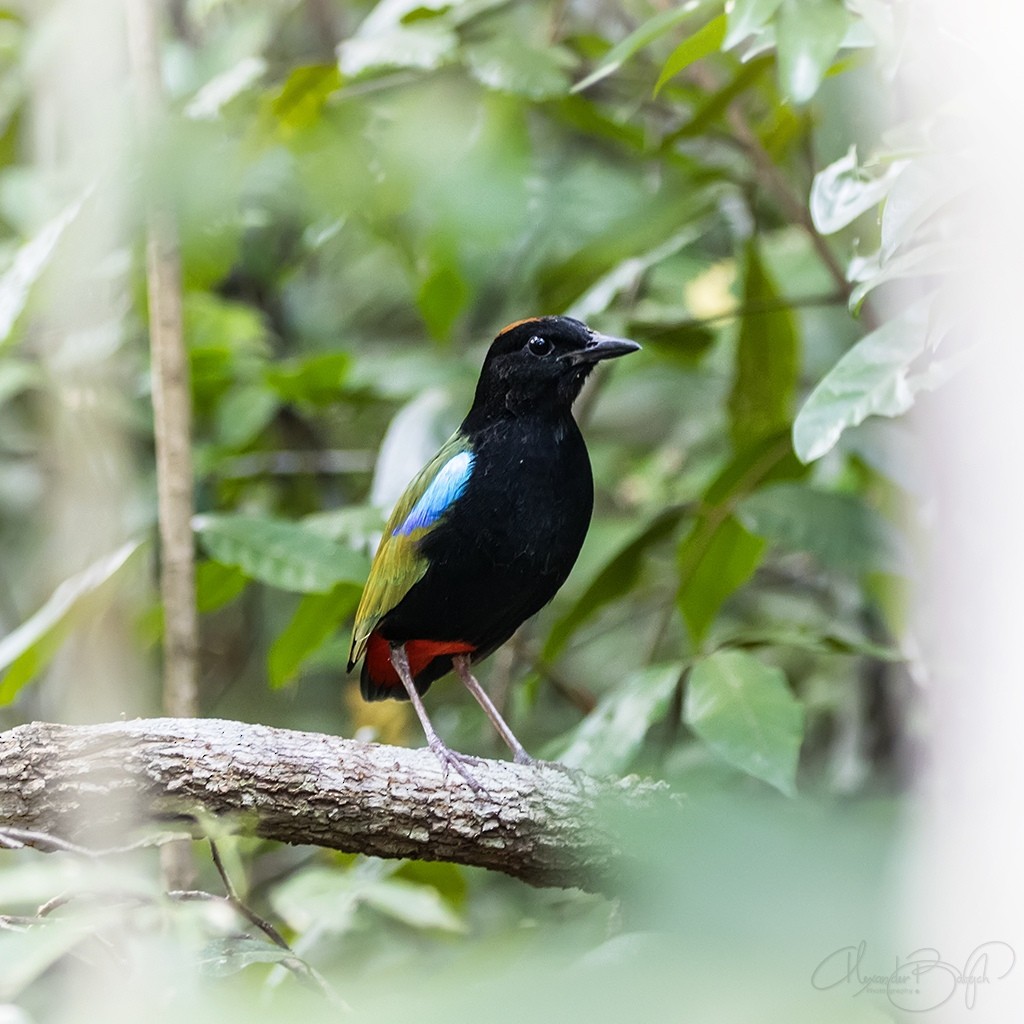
[685,649,804,795]
[677,514,766,645]
[572,3,709,93]
[728,241,798,450]
[268,584,361,688]
[543,506,687,661]
[737,482,905,574]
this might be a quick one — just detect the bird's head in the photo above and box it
[469,315,640,419]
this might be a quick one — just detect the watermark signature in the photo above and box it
[811,940,1015,1011]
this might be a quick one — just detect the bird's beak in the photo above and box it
[562,332,641,365]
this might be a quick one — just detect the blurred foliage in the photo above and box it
[0,0,960,1019]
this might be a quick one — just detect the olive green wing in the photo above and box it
[347,431,474,669]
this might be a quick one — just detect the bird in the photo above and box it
[346,315,640,789]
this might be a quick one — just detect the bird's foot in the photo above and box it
[428,738,487,794]
[512,748,538,767]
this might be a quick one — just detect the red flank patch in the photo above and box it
[365,632,476,689]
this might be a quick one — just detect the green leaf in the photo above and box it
[0,357,41,409]
[719,625,903,662]
[703,431,803,506]
[810,146,908,235]
[543,507,687,661]
[339,21,458,77]
[728,242,798,449]
[668,55,772,138]
[195,514,370,594]
[685,649,804,795]
[572,3,710,93]
[776,0,849,104]
[848,241,955,310]
[880,157,956,259]
[201,936,306,978]
[630,321,716,366]
[792,302,930,463]
[184,56,267,121]
[416,249,469,342]
[0,539,144,704]
[737,483,903,574]
[555,663,684,775]
[270,64,342,132]
[265,351,352,407]
[196,560,248,614]
[677,515,766,645]
[361,878,465,932]
[185,292,268,410]
[654,14,727,95]
[268,585,360,688]
[675,432,804,645]
[724,0,783,49]
[0,198,82,350]
[214,383,278,449]
[464,37,574,100]
[0,917,95,1000]
[270,862,463,936]
[184,292,268,354]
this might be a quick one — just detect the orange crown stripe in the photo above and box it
[496,316,543,337]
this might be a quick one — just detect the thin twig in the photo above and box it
[207,840,350,1009]
[209,841,289,952]
[125,0,198,891]
[125,0,198,725]
[0,825,191,858]
[638,290,848,336]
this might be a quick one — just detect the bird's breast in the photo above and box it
[441,417,594,573]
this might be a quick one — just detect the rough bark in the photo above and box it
[0,718,669,891]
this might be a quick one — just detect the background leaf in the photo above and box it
[810,146,908,235]
[654,15,727,95]
[792,302,930,462]
[543,507,687,661]
[194,514,369,594]
[728,242,799,449]
[554,663,684,775]
[677,515,766,646]
[268,585,361,688]
[572,3,708,92]
[776,0,849,103]
[0,199,82,349]
[685,649,804,794]
[737,482,903,574]
[0,539,144,703]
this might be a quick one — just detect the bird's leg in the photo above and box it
[389,644,485,793]
[452,654,536,766]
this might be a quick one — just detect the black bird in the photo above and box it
[347,316,640,787]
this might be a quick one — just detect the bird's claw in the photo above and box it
[428,739,487,794]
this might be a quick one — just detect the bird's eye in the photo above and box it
[527,336,552,357]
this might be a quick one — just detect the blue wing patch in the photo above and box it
[393,451,475,536]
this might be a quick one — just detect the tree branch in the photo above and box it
[0,718,668,892]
